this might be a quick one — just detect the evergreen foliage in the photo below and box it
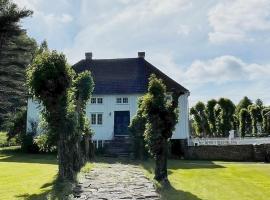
[0,0,33,49]
[0,32,37,129]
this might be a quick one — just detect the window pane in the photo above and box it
[91,98,96,104]
[91,114,96,124]
[123,97,128,103]
[97,114,103,125]
[116,98,122,103]
[97,98,103,104]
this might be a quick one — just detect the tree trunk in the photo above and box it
[155,138,169,184]
[58,134,75,181]
[84,134,90,160]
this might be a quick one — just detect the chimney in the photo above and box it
[138,52,145,58]
[85,52,92,60]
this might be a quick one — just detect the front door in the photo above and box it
[114,111,130,136]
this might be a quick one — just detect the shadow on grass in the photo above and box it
[16,177,74,200]
[157,184,202,200]
[0,147,57,165]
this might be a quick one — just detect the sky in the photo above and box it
[14,0,270,106]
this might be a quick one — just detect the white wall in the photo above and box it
[26,93,190,140]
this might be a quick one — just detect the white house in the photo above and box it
[27,52,190,153]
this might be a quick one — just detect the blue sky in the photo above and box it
[15,0,270,106]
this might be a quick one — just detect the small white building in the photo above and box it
[27,52,190,152]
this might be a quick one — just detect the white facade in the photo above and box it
[26,93,190,140]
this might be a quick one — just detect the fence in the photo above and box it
[188,137,270,146]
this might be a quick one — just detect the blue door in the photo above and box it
[114,111,130,136]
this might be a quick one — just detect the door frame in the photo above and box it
[114,111,130,137]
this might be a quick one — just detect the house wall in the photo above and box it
[26,92,190,140]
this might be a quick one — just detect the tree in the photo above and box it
[255,99,264,108]
[248,105,261,135]
[27,50,94,180]
[0,0,33,51]
[262,108,270,134]
[215,98,235,136]
[190,102,210,137]
[129,97,148,160]
[236,96,252,117]
[239,108,250,137]
[206,99,217,136]
[0,31,37,129]
[73,71,94,161]
[135,74,179,183]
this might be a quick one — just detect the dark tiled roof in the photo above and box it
[72,57,189,95]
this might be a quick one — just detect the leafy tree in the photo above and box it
[239,108,250,137]
[206,99,217,135]
[215,98,235,136]
[190,102,210,137]
[27,50,94,180]
[255,99,264,108]
[73,71,94,160]
[129,97,149,160]
[236,96,252,117]
[134,74,179,183]
[262,108,270,134]
[248,105,261,135]
[0,0,33,51]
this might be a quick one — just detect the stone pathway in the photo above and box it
[72,162,160,200]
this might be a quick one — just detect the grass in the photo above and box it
[1,147,270,200]
[0,147,58,199]
[0,146,94,200]
[140,159,270,200]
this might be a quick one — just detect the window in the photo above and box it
[91,97,103,104]
[97,114,103,125]
[91,114,96,124]
[91,98,96,104]
[116,97,129,104]
[97,98,103,104]
[91,113,103,125]
[116,97,122,104]
[123,97,128,104]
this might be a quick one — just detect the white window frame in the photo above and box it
[116,97,122,104]
[97,97,103,104]
[122,97,128,104]
[91,97,96,104]
[90,113,103,125]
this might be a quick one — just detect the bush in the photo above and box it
[21,120,39,153]
[34,134,57,153]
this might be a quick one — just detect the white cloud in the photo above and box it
[149,54,270,105]
[208,0,270,43]
[65,0,193,63]
[183,55,270,84]
[177,25,190,36]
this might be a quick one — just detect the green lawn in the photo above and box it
[141,160,270,200]
[1,148,270,200]
[0,147,58,200]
